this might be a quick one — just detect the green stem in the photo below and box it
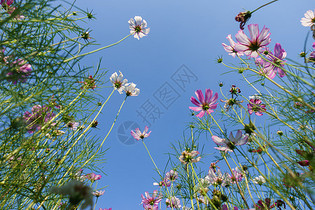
[64,34,132,63]
[251,0,279,14]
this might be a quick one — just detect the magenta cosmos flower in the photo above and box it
[235,24,271,58]
[255,43,287,79]
[131,126,151,140]
[141,190,162,209]
[1,0,13,6]
[189,89,218,118]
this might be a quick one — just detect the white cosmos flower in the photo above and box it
[249,94,261,100]
[110,71,128,94]
[128,16,150,40]
[253,175,266,185]
[301,9,315,27]
[123,83,140,96]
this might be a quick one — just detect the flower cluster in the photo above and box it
[165,196,181,209]
[255,43,286,79]
[110,71,140,96]
[6,59,32,84]
[205,168,231,187]
[23,105,55,133]
[153,169,178,188]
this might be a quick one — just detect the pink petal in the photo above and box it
[248,24,259,42]
[196,110,205,118]
[190,96,201,106]
[189,106,203,112]
[205,89,213,104]
[212,135,226,145]
[195,90,205,104]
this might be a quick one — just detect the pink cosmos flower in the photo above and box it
[128,16,150,40]
[230,167,244,183]
[222,34,244,57]
[255,43,287,79]
[131,126,151,140]
[23,105,55,133]
[93,190,105,197]
[205,168,229,187]
[141,190,162,209]
[165,170,178,181]
[153,178,171,187]
[212,130,248,153]
[247,95,266,116]
[166,196,181,209]
[6,59,32,84]
[86,172,102,181]
[189,89,218,118]
[179,150,201,164]
[235,24,271,58]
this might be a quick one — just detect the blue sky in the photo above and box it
[71,0,314,209]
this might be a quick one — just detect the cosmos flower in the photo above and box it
[189,89,218,118]
[131,126,151,141]
[1,0,13,6]
[230,167,244,183]
[205,168,231,187]
[301,9,315,27]
[153,178,171,187]
[179,150,201,164]
[110,71,128,94]
[49,180,93,210]
[128,16,150,40]
[85,173,102,181]
[93,190,105,197]
[6,59,32,84]
[212,130,249,153]
[166,196,181,209]
[247,96,266,116]
[23,105,55,134]
[141,190,162,209]
[252,176,266,185]
[123,83,140,96]
[235,24,271,58]
[222,34,244,57]
[165,170,178,181]
[255,43,287,79]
